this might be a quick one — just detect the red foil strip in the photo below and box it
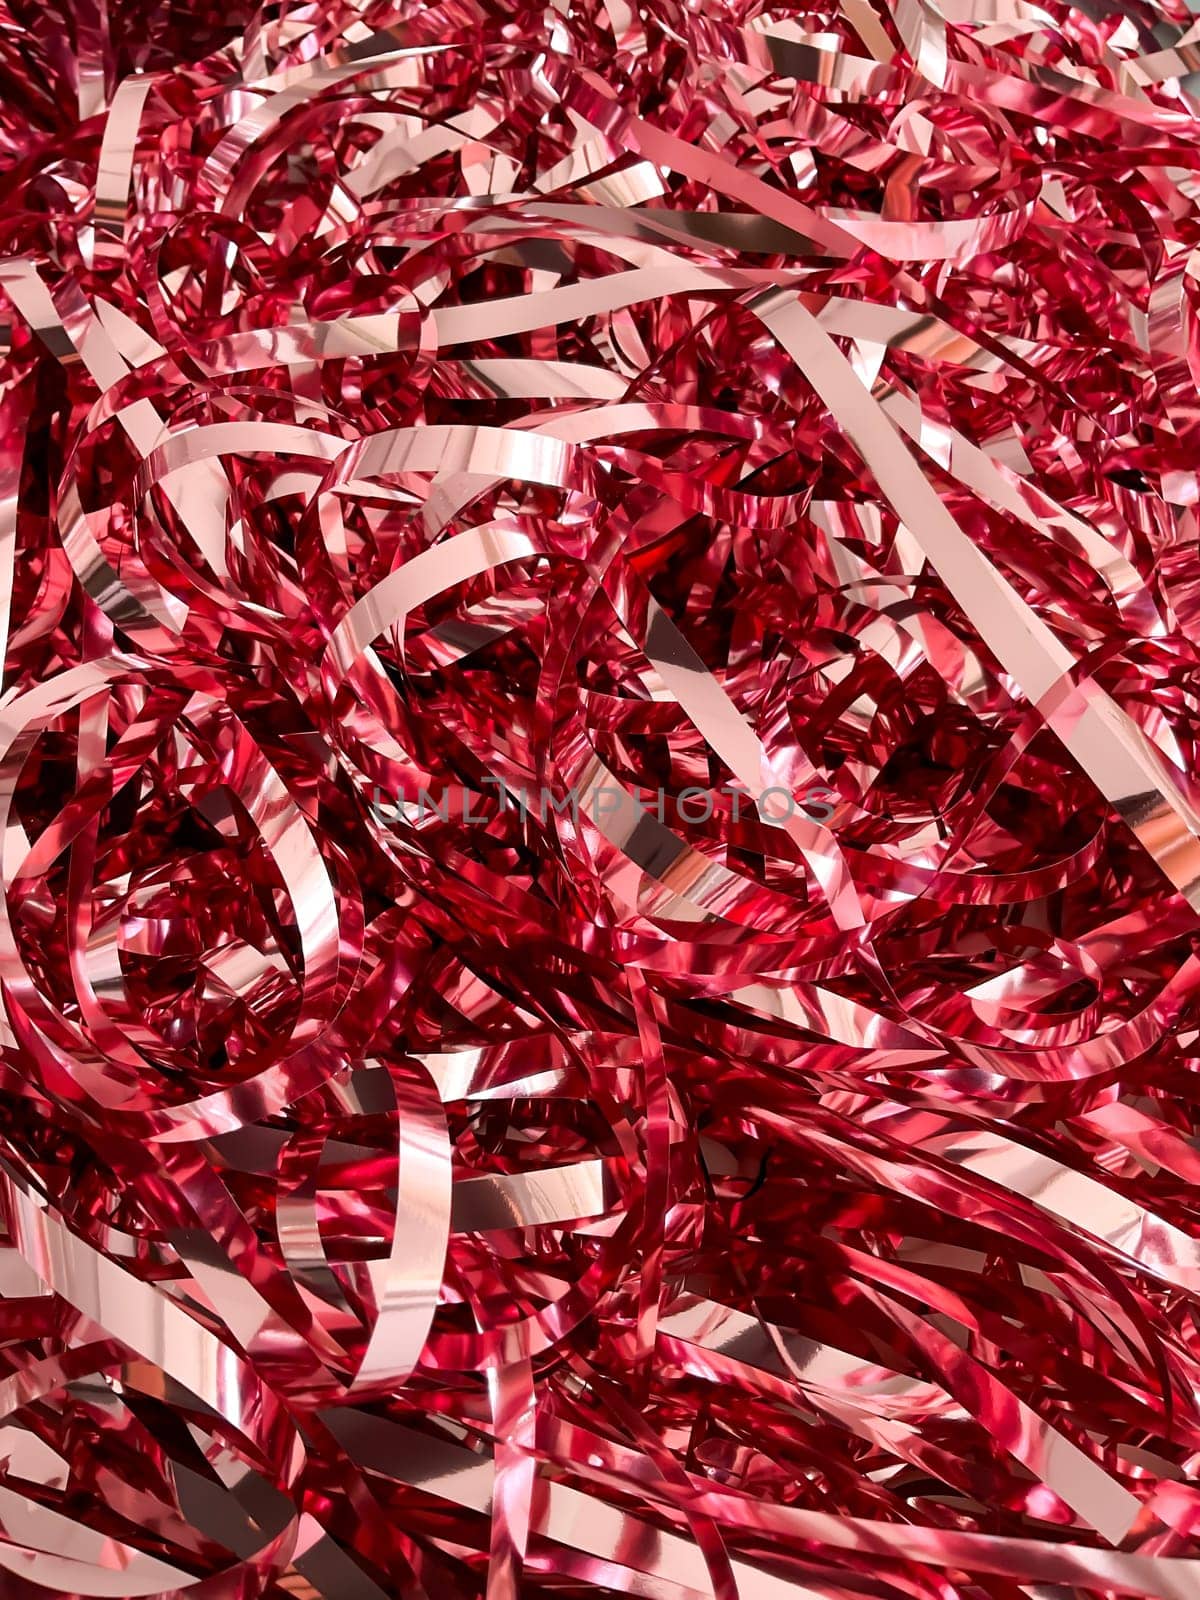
[5,0,1200,1594]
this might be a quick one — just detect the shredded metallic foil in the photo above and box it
[7,0,1200,1593]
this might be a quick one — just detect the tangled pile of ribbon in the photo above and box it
[10,0,1200,1594]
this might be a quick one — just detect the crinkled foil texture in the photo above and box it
[7,0,1200,1595]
